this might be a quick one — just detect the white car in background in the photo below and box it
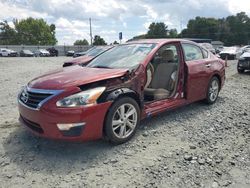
[238,45,250,54]
[34,49,50,57]
[0,48,18,57]
[219,46,241,60]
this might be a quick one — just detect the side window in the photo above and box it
[182,44,203,61]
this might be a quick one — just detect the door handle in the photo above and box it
[205,64,211,68]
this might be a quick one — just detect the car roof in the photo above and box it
[126,38,195,45]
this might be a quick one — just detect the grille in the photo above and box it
[20,89,52,109]
[20,115,44,134]
[239,59,250,66]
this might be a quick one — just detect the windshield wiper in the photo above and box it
[92,65,112,69]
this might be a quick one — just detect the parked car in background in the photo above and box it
[66,50,75,56]
[73,51,87,58]
[18,39,225,144]
[63,46,113,67]
[238,45,250,54]
[0,48,18,57]
[200,43,216,54]
[20,50,35,57]
[237,48,250,73]
[215,46,224,54]
[46,47,58,57]
[219,46,241,60]
[34,49,50,57]
[73,47,96,58]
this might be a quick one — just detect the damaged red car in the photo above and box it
[18,39,225,144]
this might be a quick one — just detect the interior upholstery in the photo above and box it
[145,63,154,88]
[161,49,174,62]
[144,49,178,100]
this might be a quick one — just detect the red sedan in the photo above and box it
[18,39,225,144]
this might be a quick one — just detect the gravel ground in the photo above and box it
[0,57,249,188]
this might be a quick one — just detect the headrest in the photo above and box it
[161,49,174,62]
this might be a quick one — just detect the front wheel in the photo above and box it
[205,77,220,104]
[104,97,140,144]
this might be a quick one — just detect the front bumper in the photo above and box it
[18,100,112,141]
[238,60,250,70]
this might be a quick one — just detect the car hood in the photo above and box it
[28,66,128,90]
[65,56,93,64]
[240,52,250,58]
[219,47,238,54]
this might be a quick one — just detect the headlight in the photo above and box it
[56,87,105,107]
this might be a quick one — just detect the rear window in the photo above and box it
[182,43,203,61]
[202,48,209,58]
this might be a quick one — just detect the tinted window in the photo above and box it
[182,44,203,61]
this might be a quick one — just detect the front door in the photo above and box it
[182,43,211,102]
[143,42,186,116]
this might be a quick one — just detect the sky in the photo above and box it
[0,0,250,45]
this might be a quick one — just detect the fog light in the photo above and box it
[57,123,85,131]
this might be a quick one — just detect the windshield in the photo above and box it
[244,48,250,53]
[87,43,156,69]
[86,47,109,57]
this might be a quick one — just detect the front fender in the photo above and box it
[98,88,142,108]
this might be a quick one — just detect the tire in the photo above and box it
[104,97,140,144]
[237,68,244,73]
[205,77,220,104]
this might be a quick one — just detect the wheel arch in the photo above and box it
[211,73,222,90]
[100,88,142,109]
[99,88,142,137]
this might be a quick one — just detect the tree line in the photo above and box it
[131,12,250,45]
[1,12,250,46]
[0,18,57,45]
[181,12,250,45]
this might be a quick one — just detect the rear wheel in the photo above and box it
[205,77,220,104]
[104,97,140,144]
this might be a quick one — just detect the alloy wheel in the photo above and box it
[209,79,219,102]
[112,103,138,139]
